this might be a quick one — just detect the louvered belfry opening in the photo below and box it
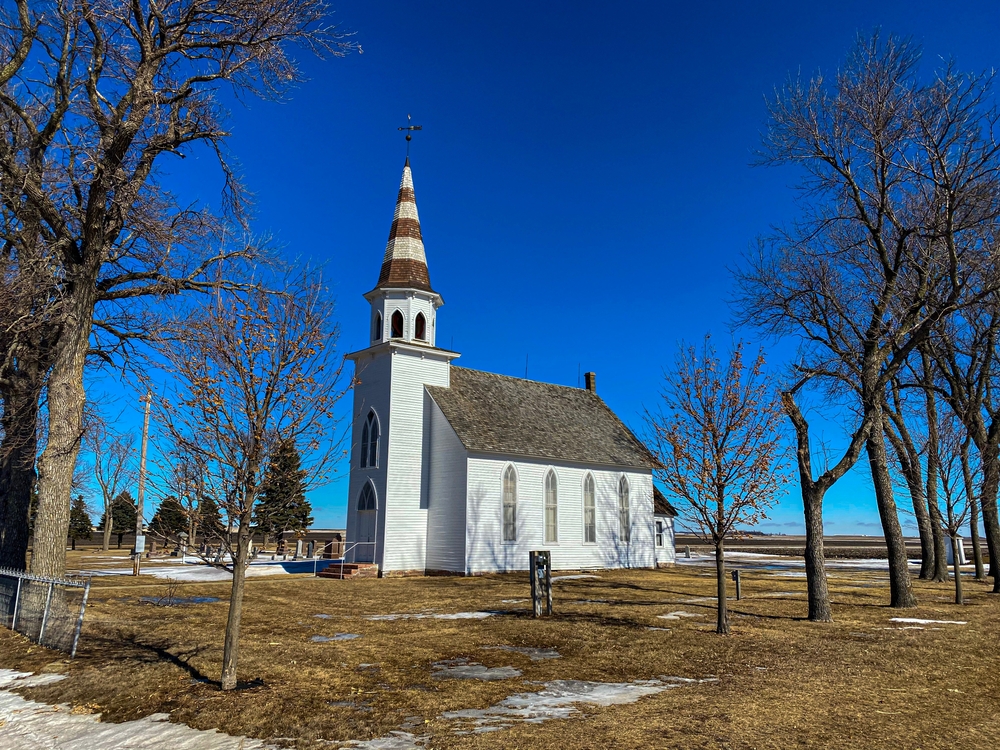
[377,157,435,293]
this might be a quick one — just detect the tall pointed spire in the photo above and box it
[376,158,434,293]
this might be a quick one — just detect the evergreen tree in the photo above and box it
[98,491,137,548]
[150,496,188,539]
[199,494,226,541]
[253,437,312,543]
[68,495,93,551]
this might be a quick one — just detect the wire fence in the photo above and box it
[0,567,91,657]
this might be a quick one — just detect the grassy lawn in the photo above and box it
[2,551,998,749]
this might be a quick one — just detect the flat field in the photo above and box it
[1,550,998,749]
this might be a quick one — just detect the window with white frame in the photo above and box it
[583,473,596,543]
[618,476,630,543]
[655,520,664,547]
[502,465,517,542]
[360,410,379,468]
[357,481,377,511]
[544,469,558,543]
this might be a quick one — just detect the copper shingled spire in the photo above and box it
[376,158,435,292]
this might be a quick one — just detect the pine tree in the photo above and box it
[68,495,93,551]
[150,496,188,538]
[98,491,137,548]
[199,494,225,541]
[253,437,312,544]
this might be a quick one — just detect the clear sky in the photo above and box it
[93,1,1000,535]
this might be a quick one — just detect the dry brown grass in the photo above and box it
[2,553,998,749]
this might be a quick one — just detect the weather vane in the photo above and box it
[398,114,422,156]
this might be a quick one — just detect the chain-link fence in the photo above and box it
[0,567,91,657]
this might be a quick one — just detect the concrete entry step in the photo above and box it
[316,563,379,580]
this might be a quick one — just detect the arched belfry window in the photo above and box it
[357,481,377,511]
[618,476,630,543]
[414,312,427,341]
[544,470,558,543]
[583,473,596,543]
[390,310,404,338]
[502,465,517,542]
[373,311,382,341]
[360,410,380,468]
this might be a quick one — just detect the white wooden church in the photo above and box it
[344,159,676,576]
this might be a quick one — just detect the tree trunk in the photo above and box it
[922,373,949,582]
[71,537,76,551]
[31,290,95,579]
[803,485,832,621]
[715,538,729,635]
[896,452,935,579]
[950,535,964,605]
[961,439,986,581]
[865,411,917,608]
[221,516,252,690]
[102,502,112,552]
[0,375,44,572]
[977,443,1000,593]
[117,532,124,549]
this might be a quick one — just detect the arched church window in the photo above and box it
[415,312,426,341]
[373,311,382,341]
[357,481,377,511]
[502,465,517,542]
[583,473,596,543]
[618,476,630,543]
[544,470,558,543]
[360,410,379,468]
[391,310,404,338]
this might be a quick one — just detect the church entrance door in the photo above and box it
[356,509,376,562]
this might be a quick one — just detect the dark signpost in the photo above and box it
[529,551,553,617]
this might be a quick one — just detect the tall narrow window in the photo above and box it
[357,482,377,511]
[414,312,426,341]
[373,311,382,341]
[655,520,664,548]
[544,470,558,543]
[360,410,379,468]
[583,473,596,543]
[502,465,517,542]
[618,476,630,543]
[391,310,404,338]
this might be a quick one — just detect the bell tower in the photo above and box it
[344,158,459,575]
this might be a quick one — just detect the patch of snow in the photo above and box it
[481,646,560,661]
[500,599,527,604]
[341,731,428,749]
[314,614,334,619]
[0,670,275,749]
[657,611,704,621]
[431,659,521,681]
[645,627,671,632]
[550,574,600,582]
[367,611,500,621]
[441,676,716,730]
[890,617,967,625]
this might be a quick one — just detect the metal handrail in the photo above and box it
[317,541,376,579]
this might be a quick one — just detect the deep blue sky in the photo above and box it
[96,1,1000,534]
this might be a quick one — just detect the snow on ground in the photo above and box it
[657,611,704,620]
[366,611,502,621]
[675,551,927,574]
[890,617,967,625]
[81,558,339,581]
[550,574,601,582]
[480,645,560,661]
[0,670,275,749]
[431,659,522,681]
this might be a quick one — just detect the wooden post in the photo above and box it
[133,392,152,576]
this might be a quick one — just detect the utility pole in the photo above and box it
[133,391,152,576]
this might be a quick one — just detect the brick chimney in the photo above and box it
[584,372,596,393]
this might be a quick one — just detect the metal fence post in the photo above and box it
[10,576,22,630]
[70,579,91,659]
[38,580,55,645]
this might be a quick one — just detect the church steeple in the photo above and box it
[375,157,434,293]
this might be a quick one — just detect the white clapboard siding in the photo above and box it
[464,455,655,573]
[380,346,451,573]
[372,290,439,347]
[424,396,468,572]
[654,515,677,566]
[345,352,392,565]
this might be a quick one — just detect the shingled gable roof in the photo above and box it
[425,367,661,470]
[653,486,679,517]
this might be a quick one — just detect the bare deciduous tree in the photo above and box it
[736,32,1000,608]
[0,0,356,579]
[647,337,788,635]
[157,278,343,690]
[937,416,971,604]
[88,419,136,552]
